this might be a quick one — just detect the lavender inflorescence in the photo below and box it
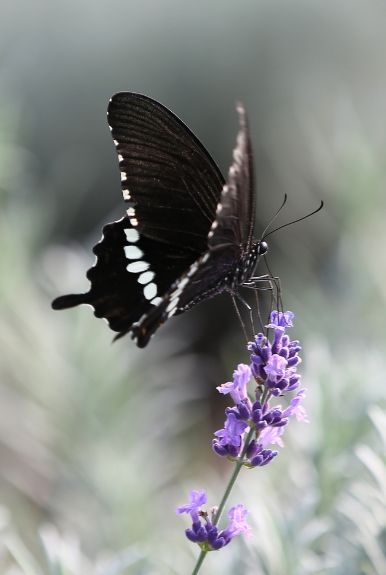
[176,490,252,552]
[177,311,309,553]
[212,311,308,467]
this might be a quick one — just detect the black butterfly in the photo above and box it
[52,93,268,347]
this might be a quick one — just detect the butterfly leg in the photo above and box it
[230,291,256,343]
[245,275,283,311]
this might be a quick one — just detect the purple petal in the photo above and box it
[264,355,287,382]
[176,489,207,516]
[260,426,284,448]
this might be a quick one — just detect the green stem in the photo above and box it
[213,427,255,526]
[191,550,207,575]
[189,427,255,575]
[261,386,269,405]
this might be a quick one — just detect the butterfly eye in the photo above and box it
[258,241,268,256]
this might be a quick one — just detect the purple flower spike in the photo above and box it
[213,311,306,470]
[177,493,251,551]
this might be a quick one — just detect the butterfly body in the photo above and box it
[52,93,267,347]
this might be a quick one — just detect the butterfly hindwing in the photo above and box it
[207,103,255,251]
[52,216,199,333]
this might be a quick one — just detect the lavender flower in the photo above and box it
[213,311,307,468]
[249,310,301,396]
[213,412,249,458]
[217,363,251,404]
[176,490,252,551]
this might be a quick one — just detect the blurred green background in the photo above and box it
[1,0,386,573]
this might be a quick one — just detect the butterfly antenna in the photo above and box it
[260,194,288,239]
[263,200,324,240]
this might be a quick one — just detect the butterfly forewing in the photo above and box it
[107,93,225,252]
[130,103,257,347]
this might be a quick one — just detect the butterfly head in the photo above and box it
[257,241,268,256]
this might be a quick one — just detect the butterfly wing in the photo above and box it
[207,103,255,253]
[130,103,257,347]
[52,93,225,334]
[108,92,225,251]
[52,216,200,333]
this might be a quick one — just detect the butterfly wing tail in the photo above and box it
[52,293,90,310]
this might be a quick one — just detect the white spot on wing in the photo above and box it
[138,271,155,284]
[170,287,182,300]
[131,218,138,226]
[202,253,209,263]
[187,262,199,277]
[127,207,135,217]
[124,246,143,259]
[124,228,140,243]
[113,140,119,146]
[150,296,162,306]
[166,298,179,312]
[118,154,123,162]
[127,261,150,273]
[123,189,131,200]
[144,283,157,300]
[121,172,127,181]
[178,277,189,289]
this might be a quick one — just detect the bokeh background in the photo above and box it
[1,0,386,573]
